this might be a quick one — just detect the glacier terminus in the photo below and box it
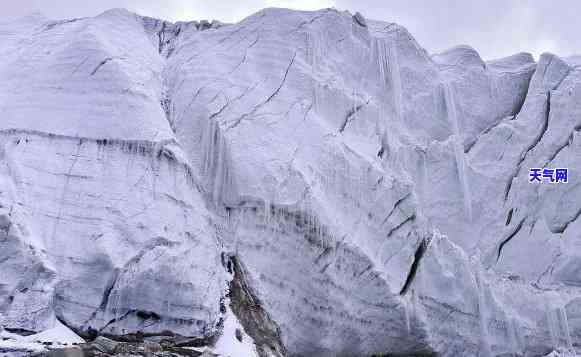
[1,6,581,357]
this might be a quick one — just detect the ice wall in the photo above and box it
[1,6,581,357]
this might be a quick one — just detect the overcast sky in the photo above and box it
[2,0,579,60]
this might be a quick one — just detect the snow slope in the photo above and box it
[0,6,581,357]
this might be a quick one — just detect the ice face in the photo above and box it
[1,7,581,357]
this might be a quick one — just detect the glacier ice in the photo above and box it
[1,6,581,357]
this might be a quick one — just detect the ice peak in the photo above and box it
[432,44,485,68]
[486,52,535,72]
[96,8,137,20]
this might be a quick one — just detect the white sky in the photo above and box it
[1,0,579,60]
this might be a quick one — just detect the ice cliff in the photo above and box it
[1,7,581,357]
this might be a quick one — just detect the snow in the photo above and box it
[21,319,84,345]
[0,319,83,354]
[214,300,258,357]
[0,339,46,355]
[544,348,581,357]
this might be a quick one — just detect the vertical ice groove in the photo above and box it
[410,289,417,331]
[376,40,386,88]
[388,39,402,123]
[374,39,391,161]
[547,304,559,348]
[476,266,492,357]
[419,149,429,219]
[443,82,473,221]
[201,117,235,206]
[403,296,411,334]
[307,32,319,115]
[560,306,573,349]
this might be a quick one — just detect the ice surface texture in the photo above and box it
[1,7,580,357]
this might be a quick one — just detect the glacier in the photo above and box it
[0,6,581,357]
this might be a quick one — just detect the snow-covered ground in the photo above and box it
[0,319,83,354]
[214,300,258,357]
